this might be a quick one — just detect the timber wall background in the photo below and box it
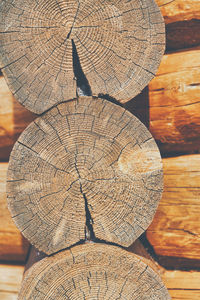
[0,1,200,299]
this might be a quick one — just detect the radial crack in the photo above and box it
[80,183,95,240]
[67,1,80,39]
[72,39,92,96]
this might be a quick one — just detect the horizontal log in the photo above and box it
[146,154,200,260]
[156,0,200,24]
[156,1,200,51]
[149,47,200,154]
[162,270,200,300]
[162,270,200,290]
[166,19,200,51]
[0,76,36,160]
[0,264,23,300]
[0,163,29,262]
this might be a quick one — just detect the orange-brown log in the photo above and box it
[166,19,200,51]
[162,270,200,300]
[0,76,36,160]
[149,46,200,154]
[156,1,200,51]
[0,264,24,300]
[156,0,200,24]
[0,163,29,262]
[146,154,200,260]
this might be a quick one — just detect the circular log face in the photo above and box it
[0,0,165,114]
[19,243,170,299]
[7,97,163,254]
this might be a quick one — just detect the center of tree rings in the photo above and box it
[7,97,163,254]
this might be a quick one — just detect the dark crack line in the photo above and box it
[67,1,80,39]
[79,180,95,240]
[72,39,92,96]
[74,151,95,240]
[168,228,199,237]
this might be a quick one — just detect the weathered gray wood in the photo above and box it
[0,0,165,113]
[7,97,163,254]
[19,243,170,299]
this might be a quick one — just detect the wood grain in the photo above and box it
[2,46,200,158]
[0,76,36,160]
[1,262,200,300]
[146,154,200,260]
[149,47,200,154]
[7,97,163,254]
[0,163,29,262]
[156,1,200,51]
[0,264,23,300]
[0,0,165,113]
[166,19,200,51]
[19,243,170,299]
[162,270,200,300]
[156,0,200,24]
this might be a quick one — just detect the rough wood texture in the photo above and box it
[7,97,163,254]
[0,264,24,300]
[3,47,200,158]
[162,270,200,300]
[156,0,200,51]
[24,239,159,275]
[1,46,200,157]
[166,20,200,51]
[0,76,36,160]
[146,154,200,260]
[156,0,200,24]
[19,243,170,299]
[0,0,165,114]
[0,163,29,262]
[2,263,200,300]
[149,47,200,154]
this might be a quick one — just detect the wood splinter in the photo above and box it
[7,97,163,255]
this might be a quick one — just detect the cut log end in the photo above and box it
[0,0,165,114]
[19,243,170,299]
[7,97,163,254]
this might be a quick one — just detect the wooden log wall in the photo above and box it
[0,77,36,161]
[0,0,200,299]
[0,163,29,262]
[1,264,200,300]
[1,47,200,159]
[147,154,200,261]
[156,0,200,50]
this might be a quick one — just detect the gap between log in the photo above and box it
[72,39,92,97]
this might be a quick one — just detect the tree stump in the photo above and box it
[7,97,163,254]
[19,243,170,299]
[0,0,165,114]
